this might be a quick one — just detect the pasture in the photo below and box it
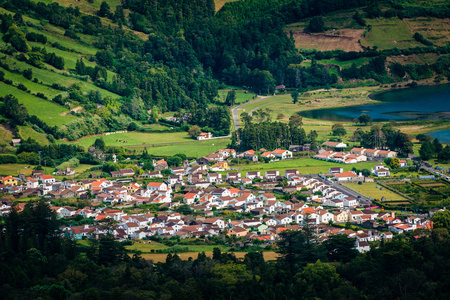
[0,164,36,176]
[72,131,231,157]
[343,182,408,201]
[3,55,120,99]
[18,126,51,146]
[0,82,78,126]
[361,18,422,50]
[217,89,256,105]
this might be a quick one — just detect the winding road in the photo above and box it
[232,95,275,131]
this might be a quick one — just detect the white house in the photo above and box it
[147,182,168,191]
[197,132,213,140]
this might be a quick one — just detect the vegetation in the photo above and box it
[3,202,450,299]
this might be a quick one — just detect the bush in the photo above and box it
[0,154,18,163]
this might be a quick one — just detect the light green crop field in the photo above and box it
[0,164,36,176]
[218,89,256,105]
[33,0,122,13]
[361,18,423,50]
[0,82,78,126]
[144,138,231,157]
[3,55,120,99]
[18,126,51,146]
[74,131,195,148]
[343,182,408,201]
[220,158,377,176]
[0,66,57,98]
[26,27,98,56]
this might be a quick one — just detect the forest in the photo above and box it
[2,201,450,299]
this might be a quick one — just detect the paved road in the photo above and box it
[231,96,272,131]
[313,175,372,206]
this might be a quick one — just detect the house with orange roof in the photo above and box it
[147,182,168,191]
[210,161,229,171]
[334,171,358,182]
[38,174,55,184]
[1,176,18,186]
[227,226,248,237]
[271,149,293,160]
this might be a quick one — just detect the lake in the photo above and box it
[299,84,450,141]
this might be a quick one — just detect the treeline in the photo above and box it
[2,202,450,299]
[234,115,317,150]
[351,123,413,155]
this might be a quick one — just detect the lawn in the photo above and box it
[0,164,36,176]
[74,131,197,148]
[143,138,231,157]
[343,182,408,201]
[0,82,78,126]
[217,89,256,105]
[18,126,51,146]
[0,125,15,153]
[361,18,423,50]
[221,158,377,176]
[73,131,231,157]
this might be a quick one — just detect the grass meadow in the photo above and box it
[0,82,78,126]
[361,18,423,50]
[343,182,408,201]
[18,126,51,146]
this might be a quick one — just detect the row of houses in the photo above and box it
[315,146,398,164]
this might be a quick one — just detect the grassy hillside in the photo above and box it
[0,82,78,126]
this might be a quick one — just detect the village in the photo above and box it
[0,142,439,255]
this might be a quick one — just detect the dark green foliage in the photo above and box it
[358,113,371,125]
[331,123,346,137]
[23,68,32,80]
[93,137,106,151]
[307,16,325,33]
[413,32,433,46]
[97,1,112,18]
[0,154,18,163]
[352,11,366,26]
[1,94,29,125]
[25,32,47,44]
[323,234,358,263]
[225,90,236,106]
[419,141,434,160]
[236,119,308,150]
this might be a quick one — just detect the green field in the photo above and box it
[218,89,256,105]
[343,182,408,201]
[72,131,231,157]
[361,18,423,50]
[0,163,36,176]
[0,82,78,126]
[221,158,377,176]
[2,55,120,99]
[18,126,51,146]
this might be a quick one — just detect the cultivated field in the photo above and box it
[214,0,239,11]
[140,251,280,263]
[290,29,365,52]
[343,182,408,201]
[403,17,450,47]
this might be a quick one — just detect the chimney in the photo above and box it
[391,211,395,218]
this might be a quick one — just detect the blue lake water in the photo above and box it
[298,84,450,141]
